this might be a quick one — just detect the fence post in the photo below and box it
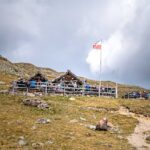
[26,87,28,96]
[63,86,65,96]
[115,83,118,98]
[12,81,15,95]
[45,83,47,96]
[82,86,85,96]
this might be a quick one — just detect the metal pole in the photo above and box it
[82,78,85,96]
[26,87,28,96]
[63,84,65,96]
[99,41,102,97]
[115,82,118,98]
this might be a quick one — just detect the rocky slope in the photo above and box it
[0,55,22,76]
[0,55,61,80]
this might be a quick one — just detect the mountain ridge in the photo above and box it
[0,55,149,96]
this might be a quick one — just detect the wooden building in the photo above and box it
[29,72,48,82]
[52,70,83,87]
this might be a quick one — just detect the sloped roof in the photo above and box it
[29,71,48,82]
[52,70,83,85]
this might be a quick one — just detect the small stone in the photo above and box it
[26,93,35,97]
[86,133,92,137]
[32,142,44,148]
[86,125,96,130]
[18,136,25,140]
[107,122,114,128]
[69,97,76,101]
[80,117,86,121]
[0,81,5,85]
[35,93,43,96]
[18,139,27,146]
[93,115,96,119]
[31,125,37,130]
[16,120,24,125]
[0,90,9,94]
[36,118,51,124]
[37,103,49,110]
[69,119,78,123]
[45,140,53,145]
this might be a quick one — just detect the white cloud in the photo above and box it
[1,0,150,87]
[86,0,137,75]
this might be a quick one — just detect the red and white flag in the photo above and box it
[93,42,102,49]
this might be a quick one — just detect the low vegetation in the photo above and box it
[118,99,150,117]
[1,94,150,150]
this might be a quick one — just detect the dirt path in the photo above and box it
[118,106,150,150]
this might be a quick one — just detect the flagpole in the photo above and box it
[99,40,102,97]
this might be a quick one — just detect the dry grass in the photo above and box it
[0,72,18,84]
[0,95,143,150]
[118,99,150,117]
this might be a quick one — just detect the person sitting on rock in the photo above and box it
[95,117,108,131]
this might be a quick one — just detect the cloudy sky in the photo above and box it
[0,0,150,88]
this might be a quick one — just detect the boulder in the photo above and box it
[23,99,42,107]
[23,99,49,109]
[95,118,109,131]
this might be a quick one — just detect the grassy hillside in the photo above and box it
[15,63,60,80]
[0,55,61,80]
[2,94,148,150]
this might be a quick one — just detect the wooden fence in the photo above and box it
[11,82,118,98]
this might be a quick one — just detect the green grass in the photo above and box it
[1,94,149,150]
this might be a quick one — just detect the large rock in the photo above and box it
[23,98,49,109]
[95,118,109,131]
[23,99,42,107]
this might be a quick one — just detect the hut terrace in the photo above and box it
[12,70,117,97]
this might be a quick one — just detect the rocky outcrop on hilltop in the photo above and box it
[0,55,60,79]
[0,55,22,76]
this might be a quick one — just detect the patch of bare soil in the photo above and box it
[119,106,150,150]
